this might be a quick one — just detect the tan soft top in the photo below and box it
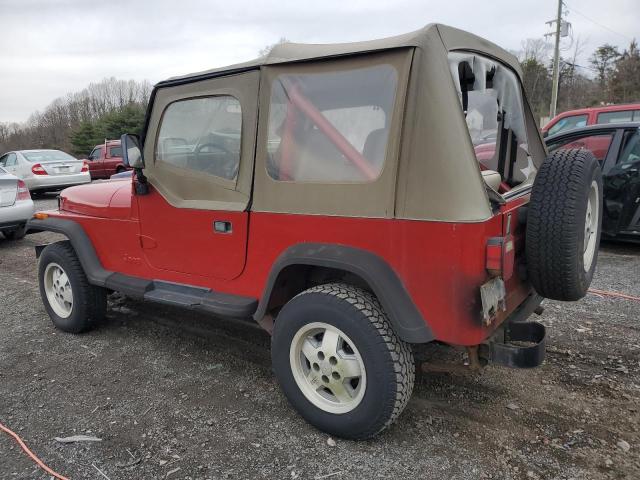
[147,23,544,222]
[162,24,522,85]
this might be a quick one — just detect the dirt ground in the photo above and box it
[0,194,638,480]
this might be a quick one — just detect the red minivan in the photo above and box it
[542,103,640,137]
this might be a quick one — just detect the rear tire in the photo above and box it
[272,283,414,439]
[526,148,602,301]
[38,241,107,333]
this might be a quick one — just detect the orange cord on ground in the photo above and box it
[0,421,69,480]
[588,288,640,302]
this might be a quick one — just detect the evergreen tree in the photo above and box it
[69,121,99,157]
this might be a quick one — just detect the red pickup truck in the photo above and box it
[84,140,130,179]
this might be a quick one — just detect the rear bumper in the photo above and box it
[488,321,546,368]
[0,199,35,230]
[481,293,546,368]
[24,173,91,191]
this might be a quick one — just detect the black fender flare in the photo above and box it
[28,217,113,287]
[254,243,434,343]
[28,217,153,299]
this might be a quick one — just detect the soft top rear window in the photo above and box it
[22,151,76,162]
[449,52,535,194]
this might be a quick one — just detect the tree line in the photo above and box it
[519,38,640,122]
[1,38,638,158]
[0,77,151,157]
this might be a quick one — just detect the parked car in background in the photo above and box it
[542,103,640,137]
[0,166,34,240]
[0,150,90,194]
[84,140,130,179]
[546,122,640,243]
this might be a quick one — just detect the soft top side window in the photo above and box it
[449,52,535,192]
[156,96,242,182]
[266,63,398,183]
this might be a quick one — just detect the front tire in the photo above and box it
[272,283,415,439]
[38,241,107,333]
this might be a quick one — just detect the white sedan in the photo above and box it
[0,149,91,194]
[0,167,35,240]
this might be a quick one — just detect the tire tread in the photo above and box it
[294,283,415,438]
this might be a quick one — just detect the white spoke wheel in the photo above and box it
[272,283,415,440]
[583,180,599,272]
[38,241,107,333]
[290,322,366,414]
[44,263,74,318]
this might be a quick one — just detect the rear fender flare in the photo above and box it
[255,243,433,343]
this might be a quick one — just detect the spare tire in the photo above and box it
[526,148,602,301]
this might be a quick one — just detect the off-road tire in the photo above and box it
[526,148,602,301]
[272,283,415,439]
[3,224,27,240]
[38,241,107,333]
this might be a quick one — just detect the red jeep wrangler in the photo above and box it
[84,140,130,179]
[29,24,602,439]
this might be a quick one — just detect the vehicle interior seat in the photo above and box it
[362,128,389,171]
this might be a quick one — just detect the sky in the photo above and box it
[0,0,637,123]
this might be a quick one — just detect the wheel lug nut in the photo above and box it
[332,372,340,380]
[329,356,337,366]
[312,363,320,371]
[321,375,329,383]
[317,351,325,361]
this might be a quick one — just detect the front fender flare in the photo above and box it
[254,243,433,343]
[28,217,113,287]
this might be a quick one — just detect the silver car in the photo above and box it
[0,166,35,240]
[0,149,91,194]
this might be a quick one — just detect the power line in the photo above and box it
[564,2,634,43]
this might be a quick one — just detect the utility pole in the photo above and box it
[549,0,563,118]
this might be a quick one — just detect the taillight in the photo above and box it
[81,161,89,172]
[16,180,31,200]
[31,163,47,175]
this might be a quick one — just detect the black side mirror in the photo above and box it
[121,133,148,195]
[121,134,144,168]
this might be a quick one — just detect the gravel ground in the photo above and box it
[0,194,638,479]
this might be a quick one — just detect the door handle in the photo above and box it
[213,220,232,234]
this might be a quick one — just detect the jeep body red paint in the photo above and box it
[50,178,530,346]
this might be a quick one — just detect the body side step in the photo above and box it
[104,275,257,318]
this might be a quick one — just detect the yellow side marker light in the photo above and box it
[33,213,49,220]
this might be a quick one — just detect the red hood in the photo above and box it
[59,179,133,219]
